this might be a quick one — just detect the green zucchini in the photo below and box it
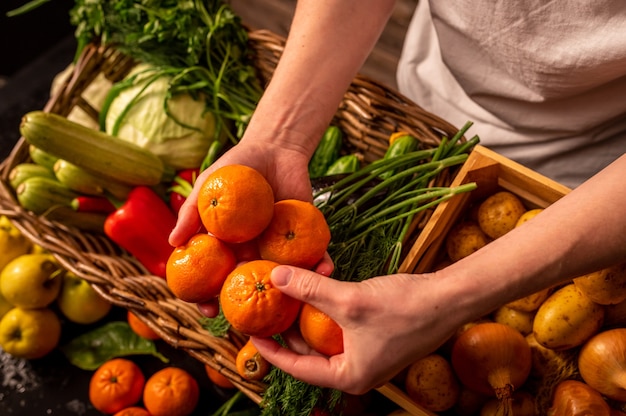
[309,126,343,179]
[325,154,361,176]
[53,159,132,200]
[29,144,58,170]
[16,176,79,215]
[8,163,55,190]
[20,111,167,186]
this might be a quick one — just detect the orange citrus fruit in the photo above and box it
[197,164,275,243]
[205,364,236,389]
[257,199,331,269]
[235,338,271,381]
[227,239,261,263]
[89,358,145,414]
[113,407,151,416]
[166,233,236,303]
[143,367,199,416]
[127,310,160,341]
[220,259,302,337]
[299,303,343,356]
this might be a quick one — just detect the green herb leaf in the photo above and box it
[59,321,169,370]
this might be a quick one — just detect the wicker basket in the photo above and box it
[0,29,465,406]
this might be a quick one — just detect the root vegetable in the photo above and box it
[514,208,543,228]
[480,390,535,416]
[451,322,532,414]
[404,353,460,412]
[547,379,611,416]
[573,262,626,305]
[578,328,626,401]
[477,191,526,239]
[505,287,551,313]
[446,220,490,262]
[492,305,534,336]
[532,283,604,351]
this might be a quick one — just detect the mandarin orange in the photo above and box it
[143,367,199,416]
[127,310,160,340]
[89,358,145,415]
[220,259,302,337]
[197,164,274,243]
[204,364,236,389]
[257,199,331,269]
[113,407,151,416]
[299,303,343,356]
[166,233,236,303]
[235,338,271,381]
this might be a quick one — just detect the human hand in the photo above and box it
[169,138,334,317]
[251,266,464,395]
[169,139,314,248]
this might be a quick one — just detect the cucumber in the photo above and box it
[309,126,343,179]
[379,133,419,179]
[16,176,79,215]
[20,111,167,186]
[325,154,361,176]
[8,163,55,190]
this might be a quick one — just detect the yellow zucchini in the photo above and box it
[20,111,169,186]
[29,144,58,170]
[53,159,132,200]
[16,176,78,215]
[9,163,55,190]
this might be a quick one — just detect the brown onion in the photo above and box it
[451,322,531,414]
[578,328,626,401]
[480,390,535,416]
[547,379,610,416]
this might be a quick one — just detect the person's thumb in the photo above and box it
[271,265,341,311]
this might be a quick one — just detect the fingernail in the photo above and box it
[272,266,293,287]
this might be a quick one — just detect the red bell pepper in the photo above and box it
[104,186,177,278]
[168,168,200,215]
[71,196,117,214]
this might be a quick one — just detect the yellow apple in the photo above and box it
[0,307,61,359]
[0,254,63,309]
[0,290,13,319]
[0,215,32,271]
[57,272,112,324]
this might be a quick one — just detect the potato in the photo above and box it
[404,353,460,412]
[477,191,527,239]
[492,305,535,336]
[573,262,626,305]
[505,287,552,312]
[532,283,605,351]
[515,208,543,228]
[445,220,490,262]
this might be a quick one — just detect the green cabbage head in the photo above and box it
[104,64,221,170]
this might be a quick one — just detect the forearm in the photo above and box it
[241,0,396,156]
[441,154,626,324]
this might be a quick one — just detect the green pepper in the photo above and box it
[325,154,360,176]
[308,126,343,179]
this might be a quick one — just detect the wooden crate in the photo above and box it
[380,144,571,415]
